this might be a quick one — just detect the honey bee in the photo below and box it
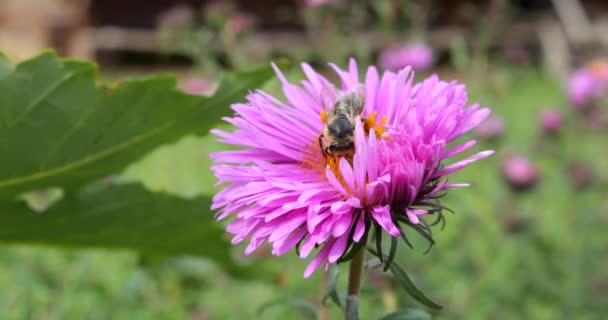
[319,85,366,158]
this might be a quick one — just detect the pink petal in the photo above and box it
[353,213,367,242]
[328,234,349,263]
[339,157,356,193]
[304,239,334,278]
[434,150,494,177]
[371,205,400,237]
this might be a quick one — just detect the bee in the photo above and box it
[319,85,366,158]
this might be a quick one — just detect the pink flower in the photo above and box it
[211,59,492,277]
[180,77,216,96]
[502,154,538,191]
[226,14,255,35]
[568,59,608,109]
[304,0,331,7]
[473,115,504,139]
[539,108,562,135]
[157,5,194,28]
[379,43,434,72]
[568,69,600,108]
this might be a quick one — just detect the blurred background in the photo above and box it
[1,0,608,319]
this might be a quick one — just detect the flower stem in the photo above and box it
[345,247,366,320]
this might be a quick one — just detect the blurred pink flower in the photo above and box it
[379,43,434,72]
[226,14,255,34]
[157,5,194,28]
[180,77,216,96]
[568,69,600,108]
[211,58,492,277]
[568,59,608,109]
[539,108,562,135]
[473,115,504,139]
[502,154,538,191]
[568,161,593,190]
[304,0,331,7]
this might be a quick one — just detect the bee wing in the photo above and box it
[320,84,338,114]
[347,84,366,115]
[348,84,367,100]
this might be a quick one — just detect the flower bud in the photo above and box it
[539,108,562,135]
[567,161,593,190]
[473,115,504,140]
[502,154,538,191]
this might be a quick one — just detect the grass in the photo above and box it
[1,64,607,319]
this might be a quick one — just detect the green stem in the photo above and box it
[345,246,366,320]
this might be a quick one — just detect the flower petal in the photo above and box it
[371,205,400,237]
[304,239,334,278]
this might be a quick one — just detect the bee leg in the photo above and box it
[318,134,328,159]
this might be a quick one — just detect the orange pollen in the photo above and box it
[363,111,387,138]
[320,110,327,124]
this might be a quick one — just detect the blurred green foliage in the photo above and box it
[0,60,606,319]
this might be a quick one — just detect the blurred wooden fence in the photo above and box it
[0,0,607,76]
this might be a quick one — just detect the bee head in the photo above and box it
[328,140,354,153]
[329,117,353,138]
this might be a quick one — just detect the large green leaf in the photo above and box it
[0,52,12,76]
[0,51,274,200]
[0,50,276,275]
[0,183,250,274]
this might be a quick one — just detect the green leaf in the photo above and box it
[368,248,443,310]
[323,265,344,308]
[0,183,251,275]
[0,51,274,201]
[257,298,320,320]
[388,262,442,310]
[383,235,398,272]
[378,309,432,320]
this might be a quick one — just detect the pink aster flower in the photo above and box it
[379,43,434,72]
[568,68,601,108]
[211,59,493,278]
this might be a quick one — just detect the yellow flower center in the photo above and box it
[363,111,387,138]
